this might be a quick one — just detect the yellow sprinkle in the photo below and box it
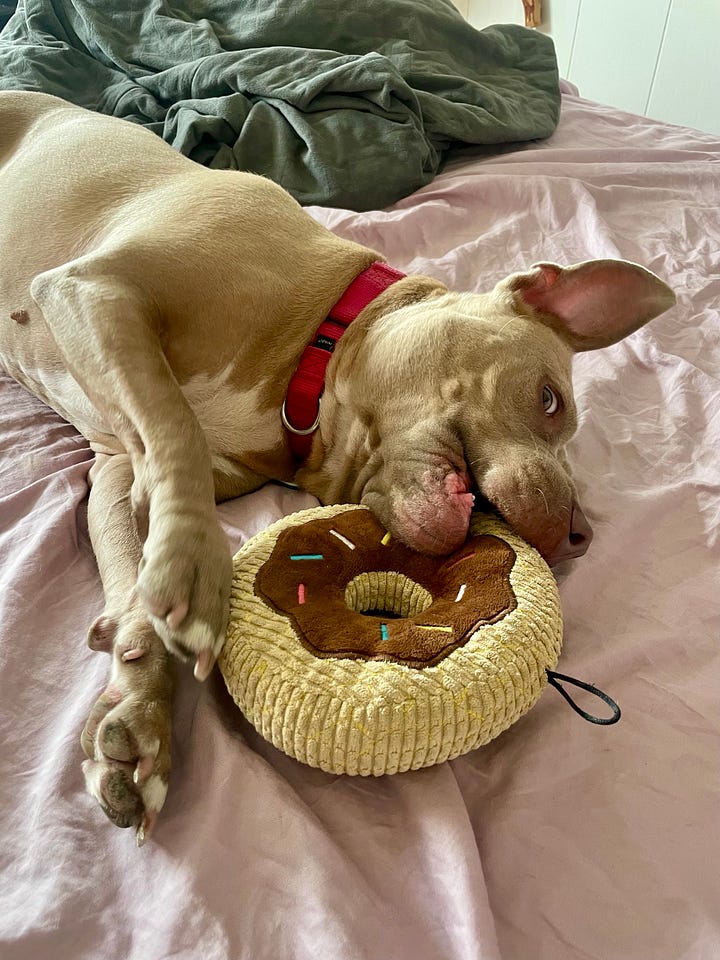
[417,624,453,634]
[380,531,391,545]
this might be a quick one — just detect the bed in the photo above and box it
[1,79,718,960]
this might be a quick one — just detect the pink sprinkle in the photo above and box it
[298,584,306,605]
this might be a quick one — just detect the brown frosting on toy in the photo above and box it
[254,509,517,668]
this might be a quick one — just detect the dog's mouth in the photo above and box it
[470,489,495,514]
[471,483,593,566]
[391,467,475,555]
[366,446,591,564]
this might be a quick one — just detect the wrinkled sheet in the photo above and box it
[0,0,559,210]
[1,88,719,960]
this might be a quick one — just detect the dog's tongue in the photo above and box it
[396,472,474,555]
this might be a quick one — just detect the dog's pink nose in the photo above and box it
[546,503,593,566]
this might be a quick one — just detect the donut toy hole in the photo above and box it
[344,572,433,621]
[361,609,403,620]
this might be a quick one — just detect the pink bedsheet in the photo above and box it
[1,88,719,960]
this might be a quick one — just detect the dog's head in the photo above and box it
[304,259,675,564]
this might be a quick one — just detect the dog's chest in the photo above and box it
[179,365,282,472]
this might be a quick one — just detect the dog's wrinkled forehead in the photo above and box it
[360,288,580,455]
[424,289,576,375]
[368,287,570,363]
[362,287,576,414]
[445,291,578,432]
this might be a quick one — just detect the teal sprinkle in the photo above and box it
[380,623,389,641]
[290,554,324,560]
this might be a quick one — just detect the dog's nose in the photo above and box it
[546,503,593,566]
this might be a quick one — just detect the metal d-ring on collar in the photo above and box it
[281,398,321,436]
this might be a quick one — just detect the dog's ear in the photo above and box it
[509,259,676,351]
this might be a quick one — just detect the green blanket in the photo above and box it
[0,0,560,210]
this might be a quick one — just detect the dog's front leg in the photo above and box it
[82,454,172,844]
[31,260,232,680]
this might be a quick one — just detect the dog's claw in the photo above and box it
[136,809,158,847]
[133,748,157,786]
[121,647,145,662]
[194,648,215,682]
[166,600,189,631]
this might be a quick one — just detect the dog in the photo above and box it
[0,92,675,842]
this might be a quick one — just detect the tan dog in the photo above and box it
[0,92,675,842]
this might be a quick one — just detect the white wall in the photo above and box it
[451,0,470,18]
[463,0,720,135]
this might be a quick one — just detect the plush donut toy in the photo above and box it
[219,504,563,776]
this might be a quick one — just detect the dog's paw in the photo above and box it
[136,510,232,680]
[81,633,173,845]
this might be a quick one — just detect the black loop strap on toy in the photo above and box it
[546,670,622,725]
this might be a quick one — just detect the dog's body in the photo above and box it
[0,92,675,841]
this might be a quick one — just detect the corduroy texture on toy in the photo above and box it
[219,504,563,776]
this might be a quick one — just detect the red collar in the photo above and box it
[282,261,406,460]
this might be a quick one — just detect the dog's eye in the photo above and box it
[542,385,560,415]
